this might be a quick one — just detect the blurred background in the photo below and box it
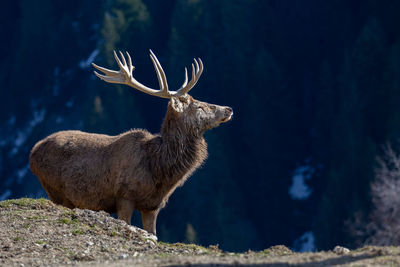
[1,0,400,252]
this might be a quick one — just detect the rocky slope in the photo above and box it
[0,198,399,266]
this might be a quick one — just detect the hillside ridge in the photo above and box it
[0,198,398,266]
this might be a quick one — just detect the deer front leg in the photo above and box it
[141,209,159,235]
[117,199,134,224]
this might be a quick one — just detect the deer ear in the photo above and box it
[170,97,185,113]
[170,96,192,113]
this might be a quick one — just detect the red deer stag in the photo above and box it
[30,50,233,235]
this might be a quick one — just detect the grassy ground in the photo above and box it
[0,198,399,266]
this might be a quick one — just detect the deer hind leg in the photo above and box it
[117,199,134,225]
[141,209,159,235]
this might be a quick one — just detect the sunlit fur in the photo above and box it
[30,95,232,234]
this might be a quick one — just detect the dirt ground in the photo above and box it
[0,198,399,266]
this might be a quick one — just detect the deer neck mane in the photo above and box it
[156,105,208,184]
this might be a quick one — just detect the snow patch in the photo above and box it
[66,98,74,108]
[0,190,12,201]
[0,115,16,147]
[55,116,64,124]
[289,164,314,200]
[79,49,99,69]
[10,108,46,156]
[16,165,29,184]
[8,115,16,126]
[292,231,315,252]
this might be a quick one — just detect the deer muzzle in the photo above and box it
[221,107,233,122]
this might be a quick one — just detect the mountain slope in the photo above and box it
[0,198,399,266]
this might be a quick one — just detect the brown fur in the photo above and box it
[30,95,232,234]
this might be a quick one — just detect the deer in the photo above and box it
[30,50,233,235]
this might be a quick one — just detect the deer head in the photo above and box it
[92,50,233,135]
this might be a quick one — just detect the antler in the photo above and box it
[92,50,203,99]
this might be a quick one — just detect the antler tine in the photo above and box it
[125,51,134,73]
[197,58,204,77]
[149,50,169,95]
[175,57,204,96]
[188,58,203,89]
[92,63,120,76]
[191,63,196,82]
[113,51,124,71]
[149,52,165,92]
[180,67,189,89]
[93,70,113,83]
[194,58,199,73]
[118,51,127,66]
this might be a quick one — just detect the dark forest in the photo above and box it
[1,0,400,252]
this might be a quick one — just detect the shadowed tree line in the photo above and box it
[1,0,400,251]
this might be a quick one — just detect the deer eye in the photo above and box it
[210,105,216,110]
[197,106,205,111]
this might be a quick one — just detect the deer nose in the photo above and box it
[225,107,233,114]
